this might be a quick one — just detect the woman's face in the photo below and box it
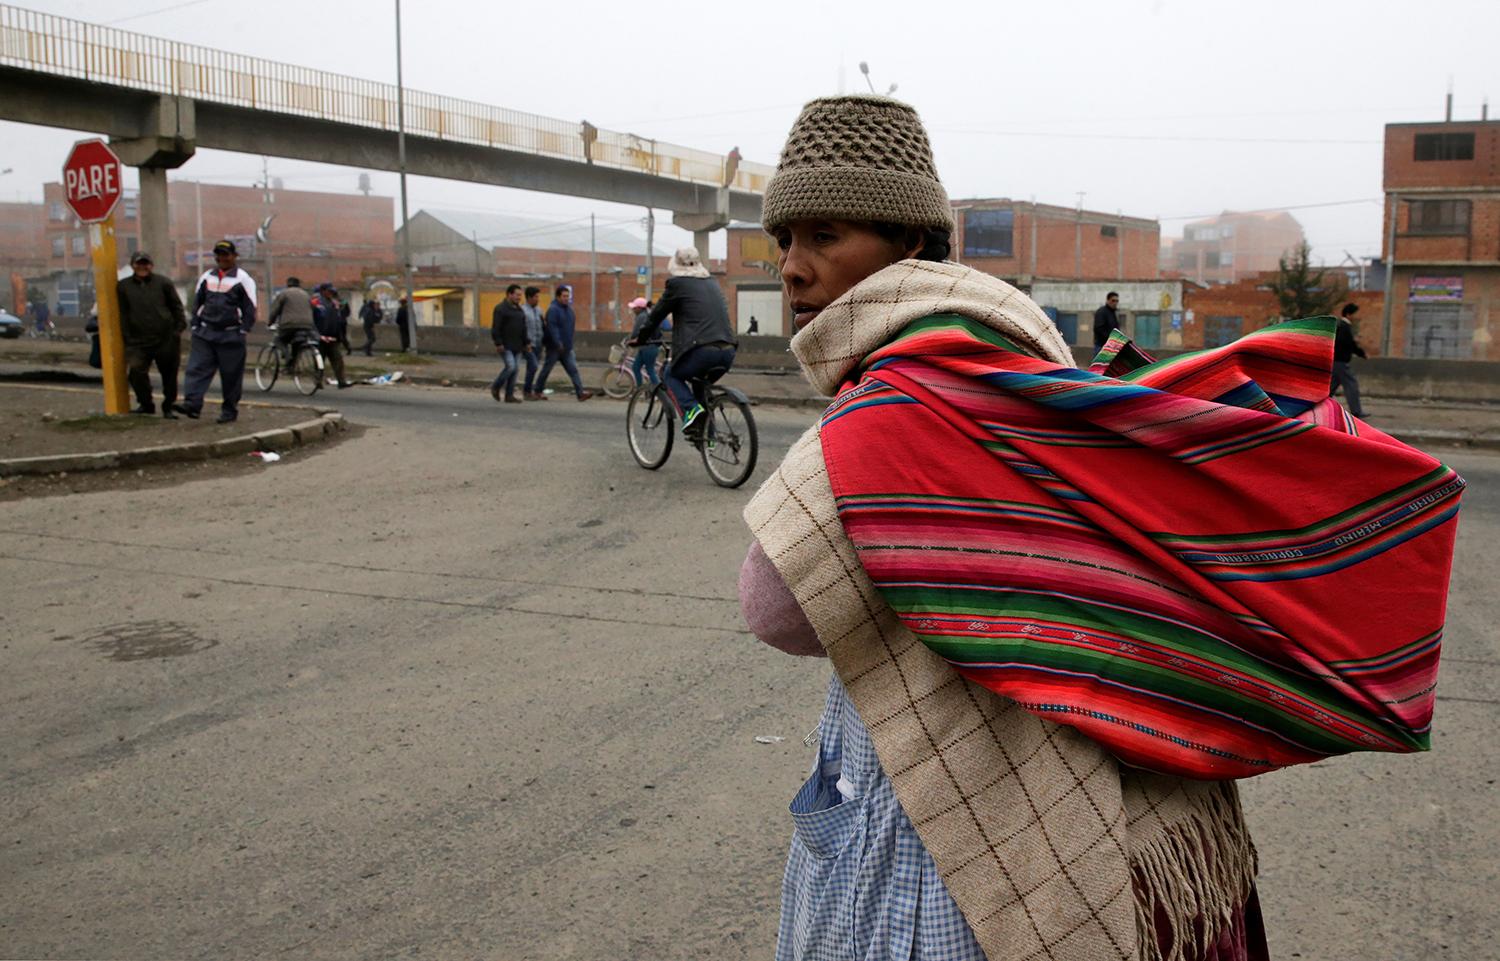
[773,219,919,330]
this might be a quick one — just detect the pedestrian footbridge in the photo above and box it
[0,3,771,255]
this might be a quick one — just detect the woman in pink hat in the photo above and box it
[626,296,662,386]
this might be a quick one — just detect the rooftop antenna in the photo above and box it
[1445,78,1453,122]
[858,61,898,96]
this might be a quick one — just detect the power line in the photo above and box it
[1158,198,1382,221]
[933,127,1381,146]
[104,0,214,25]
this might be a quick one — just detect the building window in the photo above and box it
[48,202,67,221]
[1413,132,1475,162]
[123,194,138,220]
[1220,251,1234,266]
[1100,224,1118,238]
[740,234,775,264]
[71,235,85,255]
[962,208,1014,258]
[1204,251,1222,268]
[1204,316,1243,348]
[51,237,64,257]
[1219,224,1234,238]
[1407,199,1471,236]
[1177,253,1197,269]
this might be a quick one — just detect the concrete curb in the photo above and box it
[0,410,347,478]
[1390,429,1500,453]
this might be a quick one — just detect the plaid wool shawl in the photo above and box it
[820,312,1462,779]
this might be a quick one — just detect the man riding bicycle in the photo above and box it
[629,247,737,436]
[267,276,317,348]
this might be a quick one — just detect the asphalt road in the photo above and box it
[1,383,1496,960]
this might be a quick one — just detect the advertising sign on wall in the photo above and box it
[1409,275,1464,302]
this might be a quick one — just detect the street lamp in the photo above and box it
[857,61,897,96]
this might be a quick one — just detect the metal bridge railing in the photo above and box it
[0,3,773,196]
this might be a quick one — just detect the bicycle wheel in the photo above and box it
[626,384,674,469]
[291,346,323,396]
[700,392,758,488]
[601,365,636,399]
[254,344,280,391]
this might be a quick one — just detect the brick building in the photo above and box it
[39,180,394,314]
[0,200,47,314]
[1382,118,1500,360]
[1180,273,1383,352]
[951,199,1160,284]
[1162,211,1306,285]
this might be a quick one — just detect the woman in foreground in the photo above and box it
[741,95,1461,961]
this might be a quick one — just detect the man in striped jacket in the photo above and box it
[174,239,258,424]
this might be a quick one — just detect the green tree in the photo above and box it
[1266,242,1347,320]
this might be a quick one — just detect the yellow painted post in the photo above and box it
[90,216,129,414]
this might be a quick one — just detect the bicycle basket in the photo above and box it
[608,344,625,365]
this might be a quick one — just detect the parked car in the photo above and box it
[0,308,23,338]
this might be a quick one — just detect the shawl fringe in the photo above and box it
[1128,780,1258,961]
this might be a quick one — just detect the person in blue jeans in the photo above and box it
[534,285,592,401]
[626,297,662,386]
[489,283,529,403]
[629,248,736,436]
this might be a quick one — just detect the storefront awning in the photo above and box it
[410,287,459,300]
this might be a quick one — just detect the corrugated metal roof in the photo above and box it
[417,208,672,256]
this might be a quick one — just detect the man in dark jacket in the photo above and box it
[395,297,412,352]
[631,247,736,435]
[490,283,530,403]
[116,250,187,417]
[358,297,383,355]
[174,239,257,423]
[1092,291,1121,350]
[311,284,353,389]
[534,285,591,401]
[1332,302,1369,417]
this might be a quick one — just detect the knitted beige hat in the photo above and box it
[761,95,954,233]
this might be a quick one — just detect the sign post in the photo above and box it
[62,139,128,415]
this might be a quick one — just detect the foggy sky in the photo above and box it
[3,0,1497,265]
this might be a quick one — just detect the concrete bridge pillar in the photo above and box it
[675,187,733,272]
[135,167,171,268]
[110,95,196,272]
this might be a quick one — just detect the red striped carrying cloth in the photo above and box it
[820,314,1464,779]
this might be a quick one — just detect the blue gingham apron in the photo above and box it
[775,675,988,961]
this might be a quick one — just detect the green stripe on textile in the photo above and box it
[1148,465,1455,546]
[1109,316,1338,383]
[881,584,1367,712]
[918,633,1401,755]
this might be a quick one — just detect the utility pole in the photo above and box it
[1029,196,1038,280]
[1116,209,1124,281]
[644,208,654,298]
[471,231,482,327]
[589,213,598,330]
[194,179,203,276]
[260,156,274,297]
[395,0,417,353]
[1381,193,1399,356]
[1074,191,1085,280]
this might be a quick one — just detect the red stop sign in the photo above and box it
[62,139,124,224]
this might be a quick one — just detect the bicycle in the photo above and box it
[625,345,758,488]
[599,337,664,399]
[254,327,325,396]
